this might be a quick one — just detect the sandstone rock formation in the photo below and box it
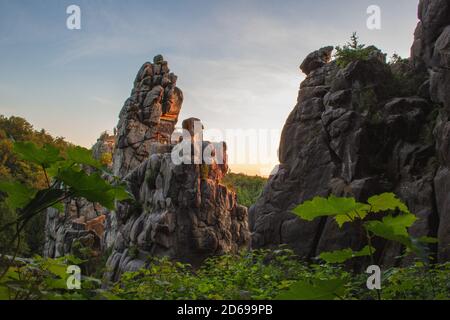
[113,55,183,178]
[104,59,249,281]
[250,1,450,264]
[44,199,109,258]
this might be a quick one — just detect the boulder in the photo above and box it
[300,46,334,75]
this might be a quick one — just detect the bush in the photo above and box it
[335,33,382,68]
[110,249,449,300]
[0,250,448,300]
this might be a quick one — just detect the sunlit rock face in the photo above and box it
[113,55,183,178]
[250,1,450,265]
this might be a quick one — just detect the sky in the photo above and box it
[0,0,419,175]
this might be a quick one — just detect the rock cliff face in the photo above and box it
[250,0,450,264]
[113,55,183,178]
[411,0,450,262]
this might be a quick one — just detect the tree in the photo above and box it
[334,32,382,68]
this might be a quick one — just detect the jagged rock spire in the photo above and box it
[113,55,183,178]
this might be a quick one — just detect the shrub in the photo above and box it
[335,33,381,68]
[0,250,448,300]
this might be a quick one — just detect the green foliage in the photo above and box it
[365,213,417,249]
[222,173,267,207]
[387,56,428,98]
[0,115,72,256]
[368,193,410,214]
[276,278,346,300]
[292,195,369,225]
[0,203,27,255]
[389,53,408,65]
[0,255,111,300]
[0,141,132,215]
[292,192,413,233]
[0,250,448,300]
[289,192,446,300]
[0,181,36,210]
[335,32,382,68]
[57,168,130,210]
[99,152,113,167]
[112,249,309,300]
[292,192,426,260]
[319,246,374,264]
[0,140,132,276]
[13,142,63,169]
[381,262,450,300]
[66,146,103,170]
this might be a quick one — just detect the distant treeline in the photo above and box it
[222,173,267,208]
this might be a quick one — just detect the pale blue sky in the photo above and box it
[0,0,419,174]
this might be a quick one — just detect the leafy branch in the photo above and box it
[0,142,133,282]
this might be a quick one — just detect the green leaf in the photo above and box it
[66,146,103,169]
[276,278,346,300]
[44,277,68,290]
[368,193,410,214]
[418,236,438,244]
[292,195,369,222]
[334,206,369,228]
[19,188,65,222]
[62,255,86,265]
[46,262,68,278]
[0,181,37,210]
[293,195,369,228]
[13,142,63,168]
[51,202,64,213]
[318,246,374,264]
[0,284,10,300]
[365,214,417,247]
[110,183,133,201]
[57,168,131,209]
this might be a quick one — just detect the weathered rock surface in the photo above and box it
[44,199,108,258]
[104,150,249,281]
[411,0,450,261]
[113,56,183,178]
[250,1,450,264]
[300,46,334,75]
